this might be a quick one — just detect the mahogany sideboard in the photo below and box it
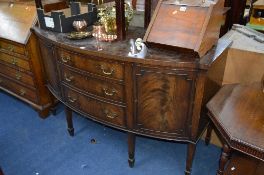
[0,2,54,118]
[32,26,230,175]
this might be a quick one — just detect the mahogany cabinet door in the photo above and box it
[38,38,60,95]
[134,65,197,140]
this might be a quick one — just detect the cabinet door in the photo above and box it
[38,38,60,96]
[135,65,197,140]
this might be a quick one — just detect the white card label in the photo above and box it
[44,17,55,28]
[179,6,187,12]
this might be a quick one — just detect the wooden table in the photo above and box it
[207,82,264,175]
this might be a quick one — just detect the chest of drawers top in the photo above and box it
[0,2,37,44]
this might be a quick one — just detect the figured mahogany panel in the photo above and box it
[63,85,126,128]
[38,39,60,95]
[60,64,125,103]
[135,65,196,139]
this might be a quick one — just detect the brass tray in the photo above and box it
[66,31,92,40]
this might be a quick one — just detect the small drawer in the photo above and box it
[0,40,27,56]
[58,49,124,80]
[64,86,126,128]
[61,66,124,102]
[0,52,30,71]
[0,75,37,103]
[0,63,35,87]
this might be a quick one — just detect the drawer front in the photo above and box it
[0,52,30,71]
[0,75,37,103]
[0,63,35,87]
[58,49,124,80]
[0,40,27,56]
[61,65,124,102]
[64,86,126,128]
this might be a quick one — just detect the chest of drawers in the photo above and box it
[0,2,54,118]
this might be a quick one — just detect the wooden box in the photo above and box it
[208,24,264,86]
[144,0,225,57]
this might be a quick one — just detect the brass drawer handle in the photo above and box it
[103,109,117,119]
[102,87,117,96]
[12,58,18,65]
[20,89,26,96]
[61,55,71,63]
[16,72,22,80]
[7,45,14,52]
[100,65,114,76]
[64,74,74,82]
[68,96,77,103]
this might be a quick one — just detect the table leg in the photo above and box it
[65,106,74,136]
[217,144,231,175]
[128,132,136,168]
[185,142,196,175]
[205,123,213,145]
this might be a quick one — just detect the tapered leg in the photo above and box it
[65,106,74,136]
[217,144,231,175]
[128,132,136,168]
[38,108,50,119]
[205,123,213,145]
[185,143,196,175]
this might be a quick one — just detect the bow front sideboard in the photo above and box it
[32,26,230,175]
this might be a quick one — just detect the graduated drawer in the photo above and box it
[0,63,35,87]
[0,52,30,71]
[57,49,124,80]
[0,75,37,103]
[64,86,126,128]
[61,65,124,102]
[0,40,27,56]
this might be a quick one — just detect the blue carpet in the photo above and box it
[0,92,221,175]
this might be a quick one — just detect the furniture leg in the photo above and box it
[205,123,213,145]
[128,132,136,168]
[217,144,231,175]
[185,143,196,175]
[65,106,74,136]
[38,108,50,118]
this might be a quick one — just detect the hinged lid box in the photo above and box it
[144,0,225,57]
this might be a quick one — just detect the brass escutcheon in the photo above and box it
[103,109,117,119]
[68,95,77,103]
[7,45,14,52]
[16,72,22,80]
[61,55,71,63]
[20,89,26,96]
[12,57,18,65]
[64,74,74,82]
[102,87,117,96]
[100,65,114,76]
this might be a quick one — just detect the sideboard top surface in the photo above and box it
[0,2,37,44]
[33,26,231,69]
